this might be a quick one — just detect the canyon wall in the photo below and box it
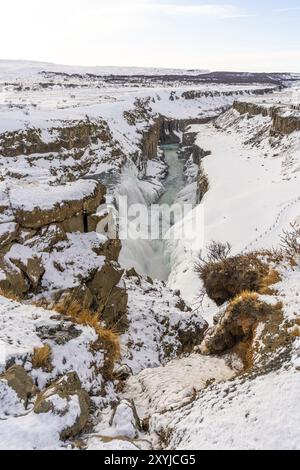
[233,100,300,135]
[182,86,277,100]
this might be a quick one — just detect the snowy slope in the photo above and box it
[167,107,300,305]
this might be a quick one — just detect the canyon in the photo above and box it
[0,62,300,450]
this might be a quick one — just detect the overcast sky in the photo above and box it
[1,0,300,72]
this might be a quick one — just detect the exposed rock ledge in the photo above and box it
[0,179,127,326]
[233,100,300,135]
[8,179,106,230]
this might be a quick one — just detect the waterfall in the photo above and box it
[116,164,164,278]
[116,144,186,281]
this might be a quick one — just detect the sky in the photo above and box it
[1,0,300,72]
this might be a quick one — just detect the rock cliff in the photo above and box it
[233,100,300,135]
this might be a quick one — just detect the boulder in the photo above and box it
[34,372,90,440]
[93,239,122,262]
[0,222,19,248]
[0,259,29,297]
[38,224,67,250]
[11,255,44,290]
[88,262,128,331]
[60,214,84,233]
[1,365,34,402]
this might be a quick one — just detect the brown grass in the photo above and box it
[230,290,259,304]
[54,298,120,376]
[0,289,21,302]
[32,344,52,370]
[259,269,281,295]
[289,325,300,337]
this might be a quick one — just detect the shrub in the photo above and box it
[280,222,300,258]
[195,243,269,305]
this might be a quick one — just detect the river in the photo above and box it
[118,143,186,281]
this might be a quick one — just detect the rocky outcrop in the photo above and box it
[121,272,208,374]
[10,255,45,290]
[233,101,271,117]
[1,365,35,402]
[0,120,113,158]
[9,180,106,230]
[0,260,30,296]
[196,162,210,204]
[196,253,269,306]
[233,100,300,135]
[0,117,126,185]
[159,118,181,145]
[34,372,90,439]
[272,111,300,135]
[0,178,128,330]
[182,87,276,101]
[179,127,211,203]
[138,113,212,171]
[200,292,284,370]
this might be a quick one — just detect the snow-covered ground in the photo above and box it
[167,105,300,306]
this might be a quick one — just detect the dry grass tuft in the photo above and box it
[54,298,120,377]
[259,269,281,295]
[230,290,259,304]
[0,289,21,302]
[32,344,52,370]
[289,325,300,337]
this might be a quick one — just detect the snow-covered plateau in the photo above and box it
[0,61,300,450]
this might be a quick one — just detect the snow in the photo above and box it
[4,231,106,292]
[0,295,107,393]
[0,393,80,450]
[120,275,207,374]
[0,380,26,419]
[86,437,140,451]
[125,354,235,417]
[167,108,300,305]
[153,368,300,450]
[9,179,99,212]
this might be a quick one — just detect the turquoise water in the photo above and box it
[159,144,185,206]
